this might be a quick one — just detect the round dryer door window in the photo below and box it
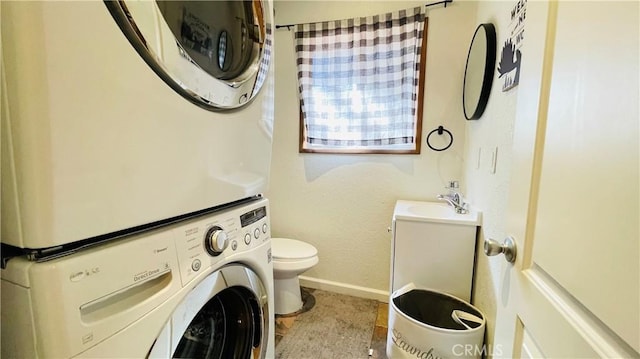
[104,0,273,111]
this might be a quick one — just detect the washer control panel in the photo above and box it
[173,199,270,286]
[240,205,268,246]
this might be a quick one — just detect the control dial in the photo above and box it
[205,226,229,256]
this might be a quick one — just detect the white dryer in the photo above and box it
[1,0,274,255]
[1,198,274,358]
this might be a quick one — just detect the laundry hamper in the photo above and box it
[386,284,486,359]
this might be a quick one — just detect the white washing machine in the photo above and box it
[1,198,274,358]
[1,0,274,255]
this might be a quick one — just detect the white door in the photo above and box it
[492,1,639,357]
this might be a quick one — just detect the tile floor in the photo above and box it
[275,288,389,359]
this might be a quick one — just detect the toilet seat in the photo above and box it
[272,238,317,261]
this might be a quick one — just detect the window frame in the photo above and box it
[298,18,429,155]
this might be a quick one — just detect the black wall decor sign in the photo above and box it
[498,0,526,91]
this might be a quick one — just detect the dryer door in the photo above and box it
[149,264,269,359]
[105,0,273,111]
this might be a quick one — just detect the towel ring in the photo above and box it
[426,126,453,151]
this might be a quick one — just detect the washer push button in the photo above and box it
[191,259,202,272]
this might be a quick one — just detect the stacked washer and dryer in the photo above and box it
[1,1,276,358]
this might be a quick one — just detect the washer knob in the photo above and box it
[205,226,228,256]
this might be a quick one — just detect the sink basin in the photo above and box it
[393,200,481,226]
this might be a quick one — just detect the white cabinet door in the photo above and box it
[493,1,639,357]
[393,219,477,301]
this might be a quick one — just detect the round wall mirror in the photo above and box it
[463,23,496,120]
[105,1,273,111]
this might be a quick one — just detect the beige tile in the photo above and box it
[275,315,296,336]
[275,334,284,347]
[370,302,389,359]
[375,302,389,328]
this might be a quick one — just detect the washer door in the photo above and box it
[149,264,269,359]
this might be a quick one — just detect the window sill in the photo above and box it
[299,145,421,154]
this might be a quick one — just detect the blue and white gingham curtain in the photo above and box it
[295,7,426,147]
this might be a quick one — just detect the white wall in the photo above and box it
[463,1,520,351]
[266,0,478,299]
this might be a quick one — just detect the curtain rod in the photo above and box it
[426,0,453,9]
[275,0,453,30]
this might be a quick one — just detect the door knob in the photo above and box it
[483,236,516,263]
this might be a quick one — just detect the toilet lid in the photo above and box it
[271,238,317,260]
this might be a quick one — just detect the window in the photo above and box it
[295,7,428,154]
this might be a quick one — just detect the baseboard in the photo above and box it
[298,276,390,303]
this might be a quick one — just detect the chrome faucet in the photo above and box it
[437,181,468,214]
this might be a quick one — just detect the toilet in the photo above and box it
[271,237,319,315]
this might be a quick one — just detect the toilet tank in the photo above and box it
[390,200,482,302]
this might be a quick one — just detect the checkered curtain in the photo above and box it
[253,26,272,97]
[295,7,426,147]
